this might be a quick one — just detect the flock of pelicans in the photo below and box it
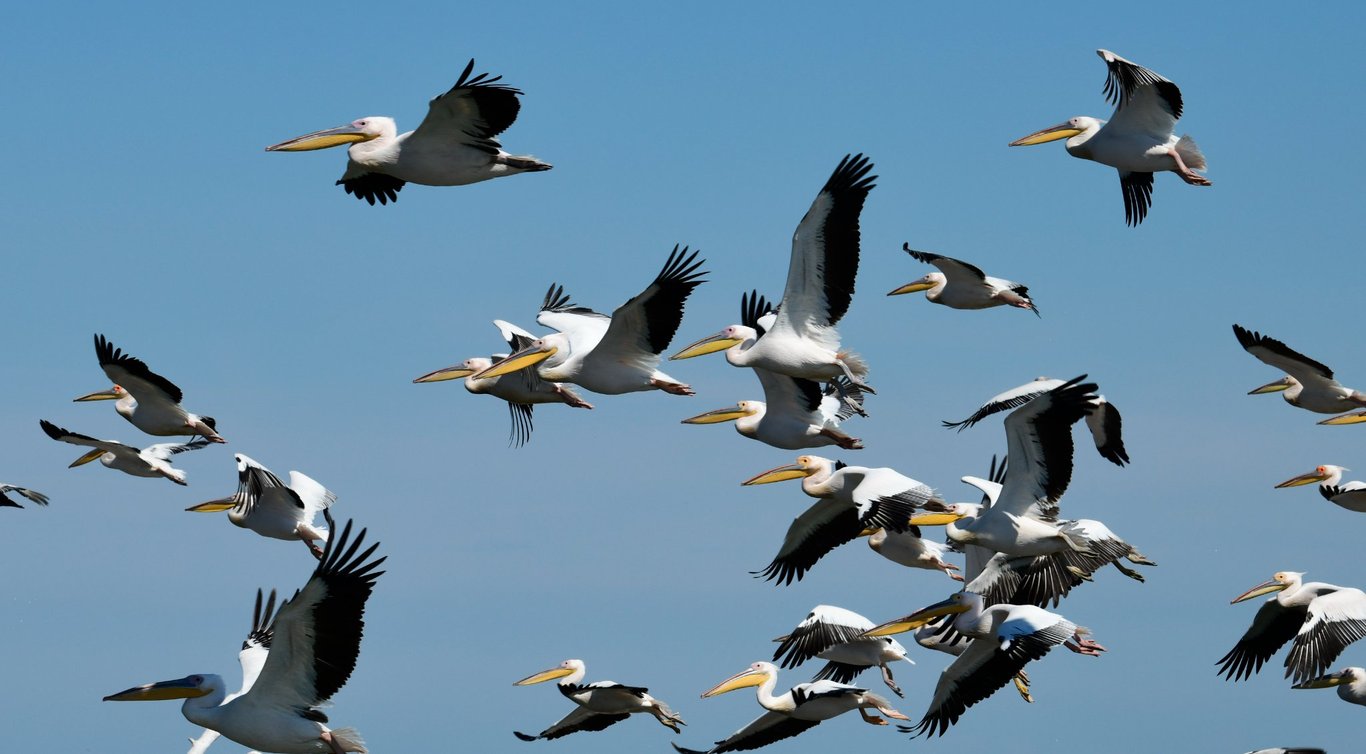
[4,49,1361,754]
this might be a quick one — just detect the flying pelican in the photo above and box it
[187,454,335,557]
[683,376,865,450]
[1234,324,1366,415]
[512,658,685,741]
[672,661,908,754]
[888,245,1038,315]
[39,420,209,486]
[75,334,225,443]
[862,591,1105,737]
[1217,571,1366,684]
[187,590,279,754]
[911,617,1034,704]
[771,605,914,697]
[1008,49,1209,226]
[670,155,876,398]
[743,455,939,584]
[0,483,48,509]
[414,320,592,447]
[942,376,1129,466]
[265,59,550,205]
[472,246,707,395]
[104,514,385,754]
[862,527,962,581]
[1294,667,1366,706]
[1275,465,1366,513]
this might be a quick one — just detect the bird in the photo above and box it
[862,591,1105,737]
[1008,49,1209,225]
[413,320,592,447]
[942,376,1129,466]
[104,514,385,754]
[1233,324,1366,415]
[888,244,1037,315]
[1275,465,1366,513]
[0,483,48,509]
[1293,667,1366,707]
[671,661,908,754]
[861,527,963,582]
[187,589,279,754]
[670,155,876,401]
[471,245,707,395]
[75,334,225,443]
[771,605,915,697]
[512,658,685,741]
[1217,571,1366,684]
[187,454,335,557]
[265,59,550,205]
[39,419,209,485]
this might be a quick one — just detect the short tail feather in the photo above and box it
[328,728,367,753]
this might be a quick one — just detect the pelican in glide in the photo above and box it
[1217,571,1366,684]
[512,658,685,741]
[1294,667,1366,706]
[188,454,335,557]
[1234,324,1366,415]
[265,59,550,205]
[104,514,385,754]
[889,244,1037,315]
[187,590,279,754]
[76,334,224,442]
[771,605,914,697]
[40,419,209,485]
[1275,465,1366,513]
[0,483,48,509]
[1009,49,1209,226]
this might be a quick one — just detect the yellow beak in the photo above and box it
[265,124,375,152]
[701,668,767,698]
[513,666,575,686]
[1232,579,1288,604]
[909,511,966,526]
[681,406,749,425]
[74,388,120,402]
[742,463,809,486]
[186,498,236,513]
[1009,122,1085,147]
[413,365,476,383]
[69,449,107,468]
[1275,470,1330,488]
[1294,672,1348,690]
[670,332,743,360]
[887,280,937,296]
[103,676,211,702]
[1248,378,1292,395]
[1320,411,1366,426]
[862,596,970,637]
[472,346,557,380]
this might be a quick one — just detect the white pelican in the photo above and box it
[1234,324,1366,415]
[888,245,1038,315]
[265,59,550,205]
[1276,465,1366,513]
[187,590,278,754]
[104,515,385,754]
[413,319,592,447]
[75,334,225,443]
[672,661,908,754]
[512,658,685,740]
[187,454,334,557]
[1218,571,1366,684]
[1008,49,1209,226]
[684,375,865,450]
[943,376,1129,466]
[862,591,1105,737]
[771,605,914,697]
[472,246,707,395]
[862,528,962,581]
[743,455,939,584]
[671,155,876,397]
[40,419,209,486]
[0,483,48,509]
[1294,667,1366,706]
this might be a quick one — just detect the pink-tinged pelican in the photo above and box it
[75,334,224,442]
[1293,667,1366,706]
[265,59,550,205]
[943,377,1129,467]
[889,244,1038,315]
[187,590,279,754]
[672,661,908,754]
[187,454,334,557]
[512,658,685,741]
[771,605,914,697]
[0,483,48,509]
[104,515,385,754]
[1009,49,1209,226]
[1276,465,1366,513]
[40,419,209,486]
[1233,324,1366,415]
[1218,571,1366,684]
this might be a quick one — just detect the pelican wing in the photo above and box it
[1099,49,1182,135]
[39,419,133,455]
[537,284,611,354]
[94,334,184,405]
[755,369,825,425]
[823,378,865,422]
[143,439,211,463]
[1286,588,1366,683]
[287,471,336,521]
[239,589,279,693]
[506,402,535,448]
[1233,324,1337,385]
[1085,397,1129,466]
[1217,600,1310,681]
[756,491,921,585]
[672,712,820,754]
[516,706,630,741]
[903,247,987,283]
[968,552,1087,609]
[409,59,524,154]
[336,170,403,206]
[0,484,49,508]
[942,379,1062,431]
[739,290,776,337]
[592,245,708,362]
[772,605,873,669]
[997,377,1097,517]
[228,457,305,518]
[1322,484,1366,512]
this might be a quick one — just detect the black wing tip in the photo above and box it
[38,419,65,440]
[338,175,405,206]
[824,153,877,195]
[451,58,522,94]
[901,243,934,263]
[740,290,774,330]
[658,244,709,287]
[513,731,538,742]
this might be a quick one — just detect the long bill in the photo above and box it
[186,498,236,513]
[103,676,211,702]
[1320,411,1366,426]
[413,365,476,384]
[887,279,937,296]
[73,388,120,402]
[513,666,575,686]
[1231,579,1289,604]
[1275,469,1331,488]
[69,449,107,467]
[1008,122,1085,147]
[472,345,556,381]
[701,667,768,698]
[1293,671,1349,690]
[682,406,749,425]
[861,596,970,637]
[265,124,375,152]
[1248,377,1292,395]
[670,331,742,360]
[742,463,808,486]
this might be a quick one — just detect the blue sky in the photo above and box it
[3,2,1365,752]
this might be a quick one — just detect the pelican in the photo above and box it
[1217,571,1366,684]
[187,590,278,754]
[1294,667,1366,706]
[187,454,334,557]
[888,244,1037,315]
[414,320,592,447]
[472,246,707,395]
[0,483,48,509]
[265,59,550,205]
[672,661,908,754]
[512,658,685,741]
[771,605,914,697]
[1276,465,1366,513]
[1234,324,1366,415]
[39,420,209,485]
[683,376,865,450]
[104,515,385,754]
[943,376,1129,466]
[670,155,876,397]
[743,455,939,584]
[862,528,962,581]
[862,591,1105,737]
[75,334,225,443]
[1008,49,1209,226]
[911,617,1033,704]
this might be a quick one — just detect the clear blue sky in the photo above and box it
[3,2,1365,752]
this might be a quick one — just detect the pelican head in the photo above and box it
[670,325,754,360]
[265,117,392,152]
[412,358,493,384]
[1294,667,1365,690]
[471,339,559,381]
[1009,116,1101,147]
[682,401,761,425]
[909,501,973,527]
[1320,410,1366,426]
[514,658,584,686]
[701,661,776,698]
[887,273,945,297]
[74,384,127,402]
[862,592,975,637]
[1232,571,1305,604]
[742,455,830,486]
[1276,465,1346,489]
[103,674,220,702]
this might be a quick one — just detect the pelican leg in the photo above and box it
[651,379,695,396]
[939,561,965,582]
[319,731,346,754]
[555,386,594,409]
[1125,549,1157,566]
[858,707,887,726]
[819,428,864,450]
[880,664,904,698]
[1064,633,1107,656]
[299,534,325,560]
[1167,148,1212,186]
[1111,561,1145,583]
